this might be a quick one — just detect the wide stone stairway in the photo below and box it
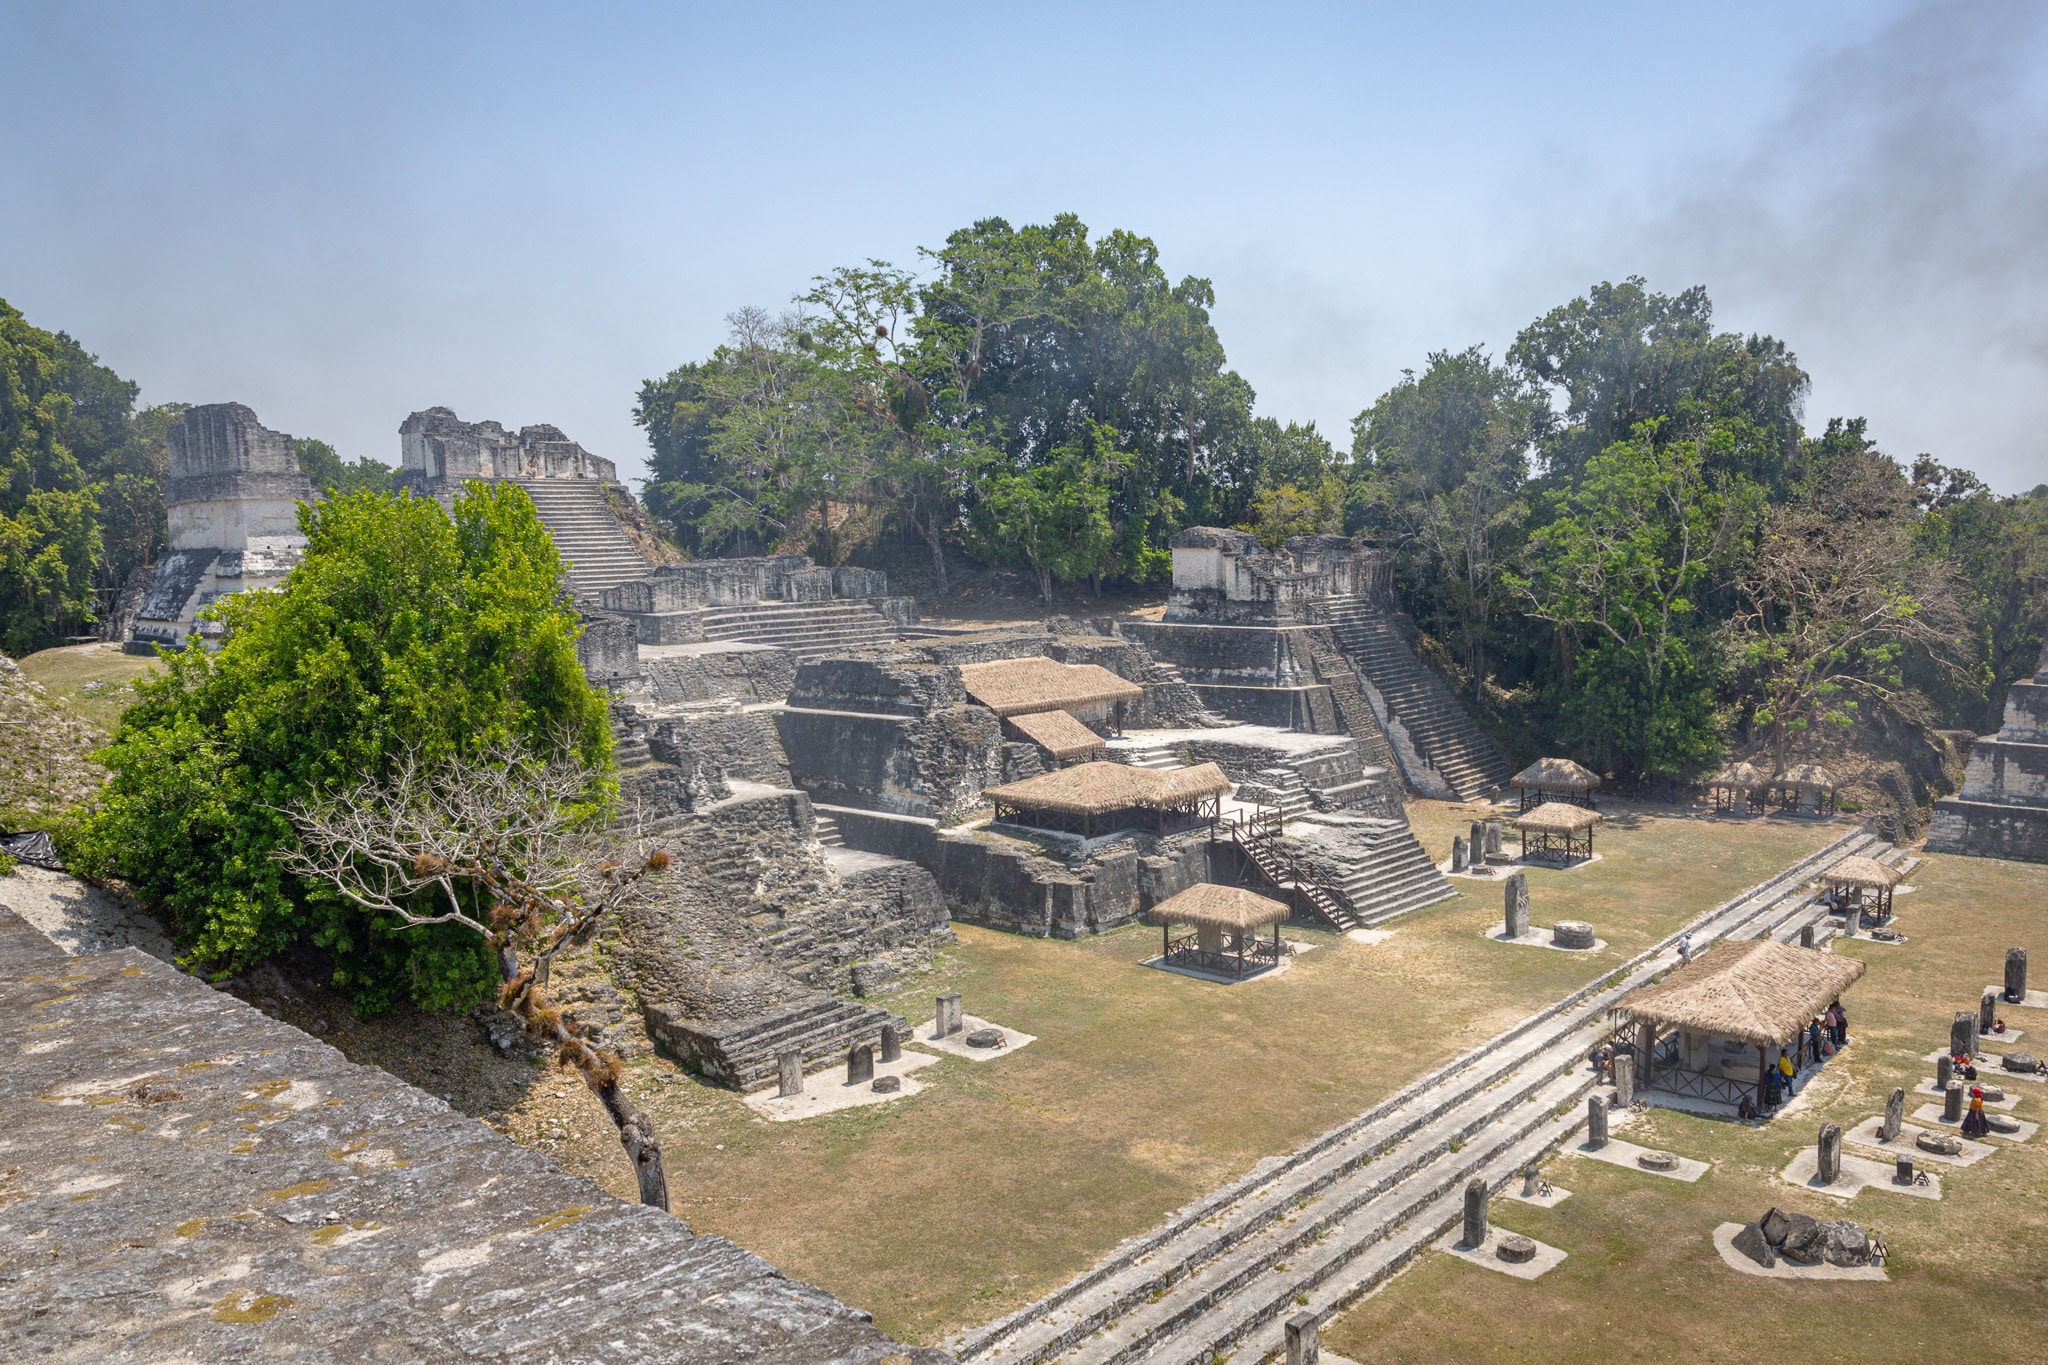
[1302,816,1460,925]
[511,478,653,597]
[699,600,899,659]
[1320,596,1514,801]
[951,824,1886,1365]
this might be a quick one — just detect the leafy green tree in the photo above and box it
[1509,278,1809,493]
[1916,483,2048,732]
[1352,347,1542,694]
[1,300,111,650]
[634,360,722,556]
[80,482,609,1012]
[1244,478,1345,549]
[1511,425,1759,777]
[294,437,397,498]
[967,423,1131,604]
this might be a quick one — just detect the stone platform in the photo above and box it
[0,908,939,1363]
[1927,643,2048,863]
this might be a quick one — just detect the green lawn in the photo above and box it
[1322,845,2048,1365]
[509,801,1836,1345]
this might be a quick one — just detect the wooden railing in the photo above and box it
[1216,805,1361,932]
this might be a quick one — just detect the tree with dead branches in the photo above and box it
[1724,452,1964,773]
[277,740,673,1208]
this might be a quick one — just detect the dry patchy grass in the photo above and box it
[513,803,1837,1345]
[16,642,158,732]
[1322,847,2048,1365]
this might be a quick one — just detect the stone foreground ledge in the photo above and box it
[0,908,944,1364]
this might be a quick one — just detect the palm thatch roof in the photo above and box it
[1611,938,1865,1046]
[1007,708,1107,760]
[1708,761,1771,791]
[1823,855,1900,889]
[984,761,1232,816]
[958,657,1144,717]
[1146,882,1291,932]
[1511,802,1603,833]
[1510,757,1602,792]
[1779,763,1837,791]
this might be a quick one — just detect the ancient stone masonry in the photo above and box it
[0,911,942,1363]
[777,657,1006,824]
[1928,636,2048,862]
[127,403,317,652]
[598,557,914,655]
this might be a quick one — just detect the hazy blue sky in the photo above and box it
[4,1,2045,491]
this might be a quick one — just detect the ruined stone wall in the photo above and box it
[642,647,797,704]
[645,705,792,786]
[778,658,1004,822]
[927,827,1213,938]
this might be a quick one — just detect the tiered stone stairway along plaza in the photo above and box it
[950,824,1885,1365]
[510,479,654,596]
[698,600,899,659]
[1321,595,1514,801]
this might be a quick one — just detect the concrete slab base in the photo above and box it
[1712,1224,1889,1281]
[1778,1147,1942,1201]
[1566,1136,1710,1182]
[910,1014,1037,1060]
[1914,1079,2018,1109]
[1919,1048,2046,1081]
[1345,928,1397,946]
[1143,941,1317,985]
[1842,1115,1996,1167]
[1482,923,1608,952]
[1986,986,2048,1010]
[744,1050,942,1121]
[1435,1227,1568,1280]
[1502,1182,1572,1208]
[1507,851,1604,873]
[1911,1102,2038,1143]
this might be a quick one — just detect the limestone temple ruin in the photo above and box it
[123,402,317,652]
[1928,636,2048,863]
[100,402,1618,1354]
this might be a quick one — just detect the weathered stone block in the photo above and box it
[1461,1177,1488,1248]
[1731,1220,1775,1267]
[1587,1095,1608,1148]
[1451,836,1468,872]
[1552,920,1596,950]
[779,1049,806,1097]
[2008,947,2029,1002]
[1817,1122,1842,1184]
[1284,1311,1319,1365]
[1882,1087,1904,1142]
[846,1043,875,1084]
[1944,1080,1965,1122]
[937,992,964,1037]
[1952,1010,1979,1060]
[1504,872,1529,939]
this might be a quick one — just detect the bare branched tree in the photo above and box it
[276,741,673,1208]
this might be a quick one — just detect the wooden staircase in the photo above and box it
[1220,811,1360,932]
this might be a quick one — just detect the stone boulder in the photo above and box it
[1778,1213,1827,1265]
[965,1027,1007,1049]
[1759,1206,1795,1247]
[1495,1233,1537,1264]
[1917,1131,1964,1156]
[1731,1220,1775,1267]
[1987,1112,2022,1135]
[1980,1085,2006,1102]
[1821,1220,1872,1267]
[1636,1150,1679,1172]
[2000,1051,2038,1073]
[871,1075,902,1094]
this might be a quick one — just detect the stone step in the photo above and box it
[954,825,1881,1365]
[812,811,846,849]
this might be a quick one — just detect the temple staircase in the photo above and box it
[511,479,654,597]
[1319,596,1513,801]
[698,600,898,659]
[646,993,907,1091]
[1316,818,1460,925]
[1301,631,1402,774]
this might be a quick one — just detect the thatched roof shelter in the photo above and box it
[1511,758,1601,792]
[1708,761,1770,792]
[1509,800,1601,864]
[1779,763,1837,792]
[958,657,1144,718]
[1824,855,1899,890]
[1007,708,1105,761]
[984,761,1232,835]
[1612,939,1865,1047]
[1147,883,1290,932]
[1511,803,1602,833]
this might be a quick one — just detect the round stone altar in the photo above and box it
[1552,921,1597,950]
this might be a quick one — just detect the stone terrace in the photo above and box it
[0,909,941,1364]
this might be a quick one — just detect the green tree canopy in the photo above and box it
[80,482,609,1012]
[294,437,397,499]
